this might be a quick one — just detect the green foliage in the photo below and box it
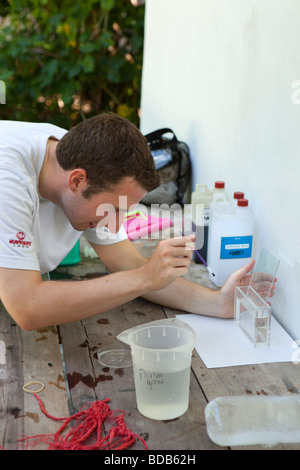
[0,0,145,127]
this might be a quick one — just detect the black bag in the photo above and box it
[141,128,191,205]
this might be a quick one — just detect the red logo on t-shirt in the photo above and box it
[16,231,25,240]
[9,232,32,247]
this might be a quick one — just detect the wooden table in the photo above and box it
[1,239,300,451]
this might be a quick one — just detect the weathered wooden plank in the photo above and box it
[58,319,98,412]
[0,304,69,450]
[21,326,70,449]
[59,298,221,450]
[0,307,24,450]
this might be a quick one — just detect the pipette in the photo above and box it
[180,231,215,277]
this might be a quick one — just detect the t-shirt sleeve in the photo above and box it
[83,224,128,245]
[0,170,40,271]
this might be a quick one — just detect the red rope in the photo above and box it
[18,394,147,450]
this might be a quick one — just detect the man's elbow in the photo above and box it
[2,302,43,331]
[16,315,39,331]
[0,269,46,330]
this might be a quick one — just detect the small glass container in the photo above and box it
[235,286,271,347]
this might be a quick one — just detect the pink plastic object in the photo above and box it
[123,212,173,240]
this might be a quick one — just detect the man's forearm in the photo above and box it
[8,269,149,330]
[142,277,223,318]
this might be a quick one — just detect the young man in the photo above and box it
[0,113,272,330]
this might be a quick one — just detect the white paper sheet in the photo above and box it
[177,314,299,369]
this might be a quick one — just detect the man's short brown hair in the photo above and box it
[56,112,159,199]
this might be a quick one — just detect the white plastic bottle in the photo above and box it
[209,181,232,220]
[191,184,213,261]
[207,181,232,270]
[213,181,230,202]
[208,198,254,286]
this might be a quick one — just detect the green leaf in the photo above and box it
[68,63,82,79]
[79,42,97,54]
[100,0,115,12]
[99,31,114,49]
[48,13,65,29]
[80,55,95,73]
[60,85,75,105]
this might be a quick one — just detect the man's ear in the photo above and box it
[68,169,88,192]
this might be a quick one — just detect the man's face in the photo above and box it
[62,175,147,233]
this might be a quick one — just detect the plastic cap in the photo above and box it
[233,191,244,199]
[214,181,225,188]
[237,198,248,207]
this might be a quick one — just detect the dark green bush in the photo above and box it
[0,0,145,127]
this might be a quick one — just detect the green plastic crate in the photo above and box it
[59,239,81,266]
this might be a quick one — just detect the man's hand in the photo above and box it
[138,235,195,292]
[218,260,277,318]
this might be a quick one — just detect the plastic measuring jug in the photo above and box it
[119,319,196,420]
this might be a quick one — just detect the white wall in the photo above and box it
[140,0,300,339]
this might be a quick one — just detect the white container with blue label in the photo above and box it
[207,198,254,286]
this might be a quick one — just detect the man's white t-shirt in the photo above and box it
[0,121,127,274]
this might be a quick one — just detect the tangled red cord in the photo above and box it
[18,394,147,450]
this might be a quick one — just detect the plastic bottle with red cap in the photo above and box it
[233,191,245,202]
[210,181,232,216]
[206,181,232,270]
[213,181,231,203]
[237,198,248,207]
[207,193,254,287]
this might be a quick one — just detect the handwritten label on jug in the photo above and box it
[139,369,165,390]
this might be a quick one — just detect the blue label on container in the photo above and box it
[220,236,253,259]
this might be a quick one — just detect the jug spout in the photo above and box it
[117,318,195,346]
